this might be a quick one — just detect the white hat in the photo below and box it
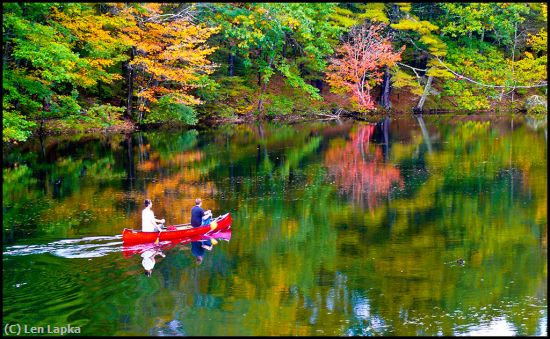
[142,257,155,270]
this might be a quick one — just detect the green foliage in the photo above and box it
[265,94,294,116]
[50,92,82,117]
[1,2,547,142]
[444,83,492,110]
[204,3,338,104]
[144,95,198,125]
[396,2,412,13]
[440,40,509,109]
[2,111,36,142]
[437,3,530,46]
[2,69,51,116]
[84,104,126,127]
[275,62,322,100]
[197,76,256,117]
[2,3,132,142]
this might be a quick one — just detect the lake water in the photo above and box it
[2,115,547,336]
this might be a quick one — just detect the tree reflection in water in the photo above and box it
[324,123,403,209]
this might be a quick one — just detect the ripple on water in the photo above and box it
[3,235,123,258]
[4,263,87,322]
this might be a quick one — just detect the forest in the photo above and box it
[2,3,548,143]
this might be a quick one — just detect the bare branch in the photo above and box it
[434,57,547,89]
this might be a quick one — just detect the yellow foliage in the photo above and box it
[391,19,438,35]
[141,3,162,14]
[391,69,423,96]
[121,5,220,110]
[426,67,455,78]
[396,3,412,12]
[358,3,390,23]
[527,28,547,54]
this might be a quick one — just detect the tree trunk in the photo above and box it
[379,66,392,109]
[257,79,268,117]
[3,38,10,69]
[257,123,274,181]
[415,75,433,113]
[228,51,235,76]
[315,79,323,92]
[125,134,135,184]
[125,46,136,119]
[416,114,433,154]
[383,116,390,161]
[510,22,517,103]
[257,55,274,117]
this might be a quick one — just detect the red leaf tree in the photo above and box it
[327,23,404,110]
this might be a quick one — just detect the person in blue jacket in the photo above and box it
[190,198,212,227]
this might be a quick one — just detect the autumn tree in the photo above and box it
[389,3,454,112]
[120,3,219,124]
[391,3,547,111]
[437,3,547,108]
[2,3,132,142]
[326,23,404,111]
[201,3,339,115]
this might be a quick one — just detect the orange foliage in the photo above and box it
[121,4,220,108]
[130,145,217,225]
[137,150,203,172]
[51,5,132,85]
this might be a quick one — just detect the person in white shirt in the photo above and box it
[142,199,165,232]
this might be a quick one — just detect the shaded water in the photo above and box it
[3,115,547,336]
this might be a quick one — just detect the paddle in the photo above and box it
[154,232,160,245]
[154,223,164,245]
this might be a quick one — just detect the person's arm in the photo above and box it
[153,213,165,231]
[152,211,165,224]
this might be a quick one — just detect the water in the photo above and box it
[2,115,547,336]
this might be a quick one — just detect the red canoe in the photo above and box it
[122,213,232,245]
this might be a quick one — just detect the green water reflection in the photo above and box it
[3,115,547,336]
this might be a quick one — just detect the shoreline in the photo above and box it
[10,108,544,143]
